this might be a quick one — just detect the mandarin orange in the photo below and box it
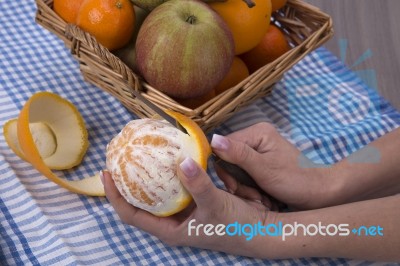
[53,0,85,24]
[76,0,135,51]
[240,24,290,73]
[215,57,249,95]
[209,0,272,55]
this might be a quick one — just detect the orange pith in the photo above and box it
[15,92,104,196]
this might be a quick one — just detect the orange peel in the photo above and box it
[3,91,105,196]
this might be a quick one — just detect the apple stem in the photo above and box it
[242,0,255,8]
[186,15,197,25]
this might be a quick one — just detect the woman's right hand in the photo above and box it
[211,122,337,210]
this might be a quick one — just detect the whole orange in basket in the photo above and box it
[271,0,287,12]
[215,57,249,95]
[240,24,290,73]
[76,0,135,51]
[209,0,272,55]
[53,0,85,24]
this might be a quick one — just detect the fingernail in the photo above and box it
[180,157,199,179]
[211,134,229,151]
[99,170,105,185]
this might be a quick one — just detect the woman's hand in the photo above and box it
[212,123,400,209]
[211,122,336,210]
[101,158,279,258]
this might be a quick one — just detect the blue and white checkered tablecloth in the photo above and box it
[1,1,400,265]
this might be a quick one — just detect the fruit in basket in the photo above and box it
[3,92,105,196]
[215,56,249,95]
[106,110,211,217]
[129,0,166,11]
[113,6,148,72]
[271,0,287,11]
[53,0,85,24]
[76,0,136,51]
[130,0,230,11]
[136,0,234,99]
[240,24,290,73]
[209,0,272,55]
[176,89,216,109]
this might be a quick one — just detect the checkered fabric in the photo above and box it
[1,1,399,265]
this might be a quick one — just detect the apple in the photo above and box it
[135,0,235,99]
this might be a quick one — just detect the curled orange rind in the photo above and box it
[3,91,105,196]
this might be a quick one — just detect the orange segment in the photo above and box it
[16,92,104,196]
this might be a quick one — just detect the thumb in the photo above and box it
[211,134,260,174]
[177,157,220,209]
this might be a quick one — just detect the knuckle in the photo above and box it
[234,143,253,164]
[194,177,214,200]
[257,122,276,134]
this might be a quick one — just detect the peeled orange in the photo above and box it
[106,110,211,217]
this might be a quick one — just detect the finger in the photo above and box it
[214,163,259,199]
[226,123,277,152]
[177,157,222,210]
[102,170,179,235]
[211,134,261,175]
[213,163,236,193]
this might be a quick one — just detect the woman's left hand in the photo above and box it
[102,157,279,258]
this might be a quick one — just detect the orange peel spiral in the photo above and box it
[3,92,105,196]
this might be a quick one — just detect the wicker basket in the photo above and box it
[35,0,333,132]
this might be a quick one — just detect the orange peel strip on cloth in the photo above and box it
[3,91,105,196]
